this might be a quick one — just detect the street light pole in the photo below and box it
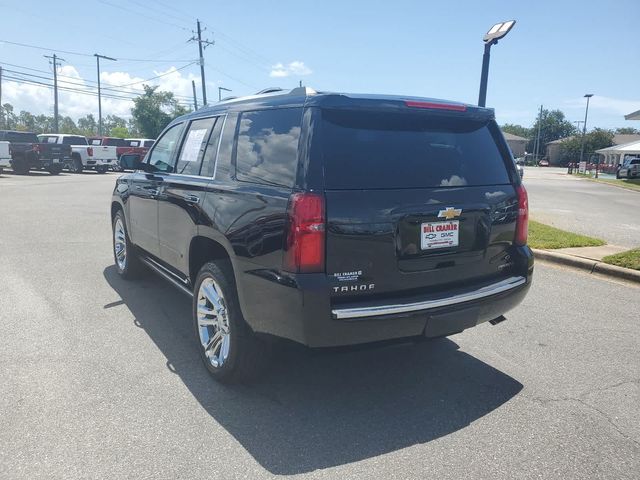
[478,20,516,107]
[579,94,594,174]
[94,53,117,136]
[218,86,231,101]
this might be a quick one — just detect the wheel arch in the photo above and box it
[188,235,235,286]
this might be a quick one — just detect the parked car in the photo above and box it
[515,158,525,179]
[125,138,155,149]
[0,140,11,175]
[111,87,533,383]
[0,130,71,174]
[38,134,116,174]
[538,159,550,167]
[616,157,640,179]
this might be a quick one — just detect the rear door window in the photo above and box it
[320,110,511,189]
[62,136,87,145]
[235,108,302,188]
[174,117,217,176]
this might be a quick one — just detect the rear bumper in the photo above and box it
[239,247,534,348]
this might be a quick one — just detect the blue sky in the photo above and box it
[0,0,638,130]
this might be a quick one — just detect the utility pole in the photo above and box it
[190,19,214,106]
[44,54,65,133]
[218,86,231,101]
[94,53,117,136]
[579,94,594,170]
[191,80,198,110]
[533,105,543,164]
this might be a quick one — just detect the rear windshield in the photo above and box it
[321,110,511,189]
[62,136,87,145]
[5,132,39,143]
[103,138,127,147]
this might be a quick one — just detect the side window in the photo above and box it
[235,108,302,188]
[200,116,225,178]
[146,123,184,173]
[214,113,238,180]
[174,117,216,176]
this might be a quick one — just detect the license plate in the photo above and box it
[421,220,459,250]
[53,158,59,163]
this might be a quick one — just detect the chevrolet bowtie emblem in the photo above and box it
[438,207,462,220]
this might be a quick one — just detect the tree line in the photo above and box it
[502,108,639,162]
[0,85,190,139]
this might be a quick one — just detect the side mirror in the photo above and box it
[120,154,143,170]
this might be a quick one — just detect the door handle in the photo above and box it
[183,194,200,204]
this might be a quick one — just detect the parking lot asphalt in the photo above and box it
[525,167,640,248]
[1,171,639,479]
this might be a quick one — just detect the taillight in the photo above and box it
[283,193,325,273]
[405,100,467,112]
[514,184,528,246]
[87,147,93,156]
[33,144,41,154]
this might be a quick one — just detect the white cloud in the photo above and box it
[2,64,197,121]
[563,96,640,116]
[269,61,312,78]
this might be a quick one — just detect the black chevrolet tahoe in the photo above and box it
[111,87,534,382]
[0,130,71,175]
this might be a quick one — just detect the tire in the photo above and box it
[47,164,63,175]
[70,156,84,174]
[96,166,108,174]
[112,210,144,279]
[11,156,29,175]
[193,261,271,383]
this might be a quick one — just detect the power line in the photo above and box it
[0,63,195,100]
[0,38,194,63]
[97,0,191,32]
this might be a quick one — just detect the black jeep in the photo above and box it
[111,87,533,382]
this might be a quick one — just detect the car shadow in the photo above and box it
[104,265,523,475]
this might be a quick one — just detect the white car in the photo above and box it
[38,134,118,174]
[0,140,11,174]
[616,157,640,179]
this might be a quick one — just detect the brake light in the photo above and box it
[87,147,93,157]
[405,100,467,112]
[514,185,528,246]
[33,144,41,154]
[283,193,325,273]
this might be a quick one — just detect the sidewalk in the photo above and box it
[533,245,640,284]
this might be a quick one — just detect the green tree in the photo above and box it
[560,128,614,162]
[131,85,189,138]
[529,109,577,153]
[615,127,639,135]
[110,126,129,138]
[104,115,128,136]
[501,123,531,139]
[1,103,18,129]
[77,114,97,136]
[59,116,80,134]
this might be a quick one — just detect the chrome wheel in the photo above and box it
[197,278,231,368]
[114,218,127,270]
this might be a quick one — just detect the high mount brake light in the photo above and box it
[514,184,528,246]
[283,193,325,273]
[405,100,467,112]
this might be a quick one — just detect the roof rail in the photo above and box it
[255,87,284,95]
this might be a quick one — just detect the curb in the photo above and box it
[577,176,640,194]
[532,249,640,284]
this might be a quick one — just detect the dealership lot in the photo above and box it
[1,172,639,479]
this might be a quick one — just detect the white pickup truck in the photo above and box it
[0,140,11,174]
[38,134,118,174]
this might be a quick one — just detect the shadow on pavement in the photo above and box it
[104,265,522,475]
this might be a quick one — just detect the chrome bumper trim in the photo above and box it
[332,276,527,320]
